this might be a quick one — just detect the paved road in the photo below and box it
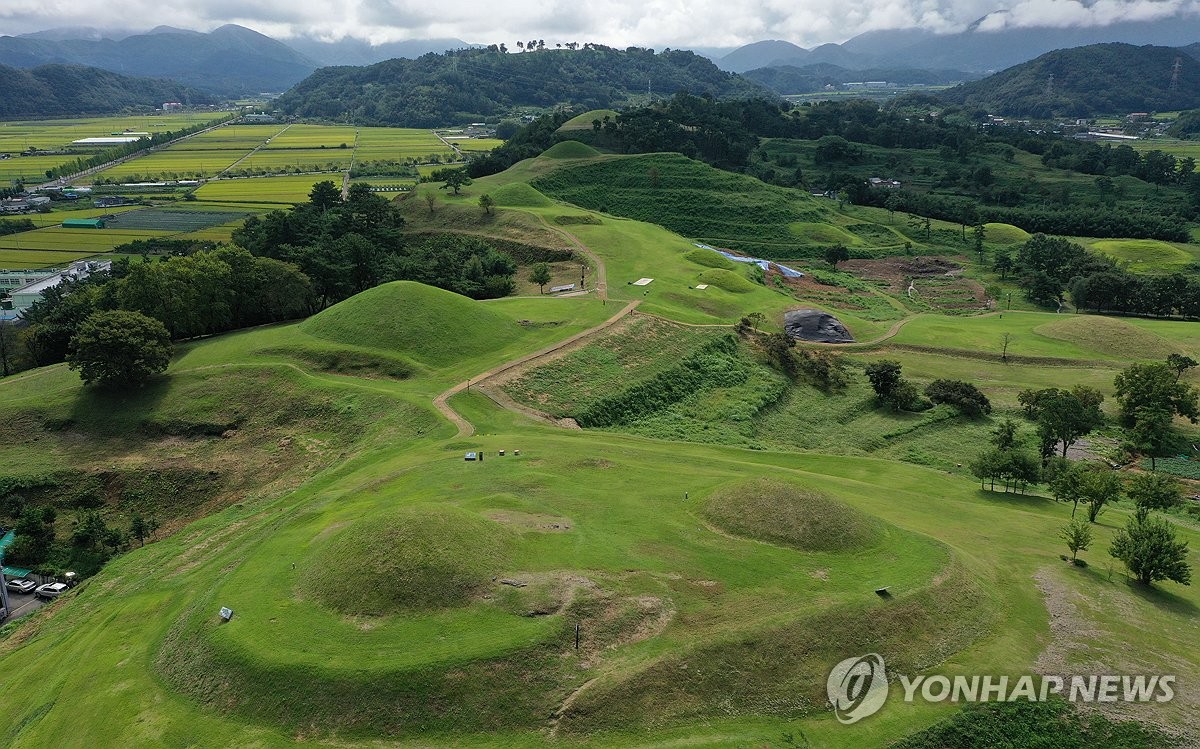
[3,591,44,622]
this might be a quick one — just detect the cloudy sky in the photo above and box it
[2,0,1198,48]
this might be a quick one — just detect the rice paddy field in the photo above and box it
[175,125,284,150]
[1129,137,1200,159]
[236,149,353,171]
[354,127,456,162]
[96,149,247,180]
[0,113,232,184]
[193,174,344,204]
[264,125,357,149]
[457,138,506,152]
[0,226,170,253]
[0,249,91,268]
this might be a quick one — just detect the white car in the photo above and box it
[34,582,69,600]
[4,578,36,594]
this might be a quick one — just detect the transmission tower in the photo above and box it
[1170,56,1182,93]
[1045,73,1055,96]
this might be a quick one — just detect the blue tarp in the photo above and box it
[694,244,804,278]
[0,530,31,577]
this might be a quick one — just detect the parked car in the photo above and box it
[4,578,36,594]
[34,582,69,600]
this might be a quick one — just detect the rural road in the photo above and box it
[433,299,639,437]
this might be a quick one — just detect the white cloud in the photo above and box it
[0,0,1197,47]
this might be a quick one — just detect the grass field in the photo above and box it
[2,137,1199,749]
[457,138,505,152]
[1086,238,1200,274]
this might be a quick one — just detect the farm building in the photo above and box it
[69,136,145,148]
[93,196,134,208]
[62,218,106,229]
[0,260,111,314]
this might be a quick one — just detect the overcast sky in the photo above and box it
[2,0,1198,48]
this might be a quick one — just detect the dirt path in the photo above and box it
[433,300,640,437]
[534,215,607,300]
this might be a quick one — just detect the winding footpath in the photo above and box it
[433,300,639,437]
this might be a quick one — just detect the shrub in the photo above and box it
[925,379,992,417]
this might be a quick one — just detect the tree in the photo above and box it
[865,361,903,401]
[824,244,850,267]
[1001,332,1012,362]
[66,310,172,387]
[8,506,56,566]
[994,252,1014,280]
[924,379,992,417]
[479,193,496,215]
[1080,467,1122,523]
[991,418,1018,450]
[0,322,21,377]
[972,223,986,264]
[1059,518,1093,562]
[1126,472,1182,511]
[1047,459,1086,515]
[1166,353,1198,382]
[1127,406,1174,471]
[440,170,473,195]
[308,180,342,211]
[1021,387,1105,458]
[529,262,551,294]
[130,514,150,547]
[424,192,437,215]
[1110,507,1192,586]
[1114,361,1200,426]
[884,193,902,223]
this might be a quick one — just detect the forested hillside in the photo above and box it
[275,46,770,127]
[0,64,215,118]
[744,63,973,94]
[940,43,1200,117]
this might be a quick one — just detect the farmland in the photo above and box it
[193,174,346,204]
[0,112,232,184]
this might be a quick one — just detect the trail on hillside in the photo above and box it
[535,214,607,300]
[433,300,639,437]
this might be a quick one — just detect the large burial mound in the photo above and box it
[299,505,513,615]
[300,280,521,367]
[703,477,884,553]
[784,308,855,343]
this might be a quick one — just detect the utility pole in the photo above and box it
[0,550,10,617]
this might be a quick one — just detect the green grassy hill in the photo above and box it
[557,109,619,131]
[300,281,522,367]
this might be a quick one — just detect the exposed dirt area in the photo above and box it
[484,510,573,532]
[841,256,991,311]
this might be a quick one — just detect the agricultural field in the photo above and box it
[456,138,505,152]
[173,124,284,151]
[0,249,92,268]
[355,127,456,162]
[263,124,357,149]
[0,226,169,253]
[93,149,246,180]
[2,137,1200,749]
[236,148,353,171]
[193,174,345,204]
[0,113,232,184]
[1129,137,1200,159]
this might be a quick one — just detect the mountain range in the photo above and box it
[711,12,1200,73]
[0,63,216,120]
